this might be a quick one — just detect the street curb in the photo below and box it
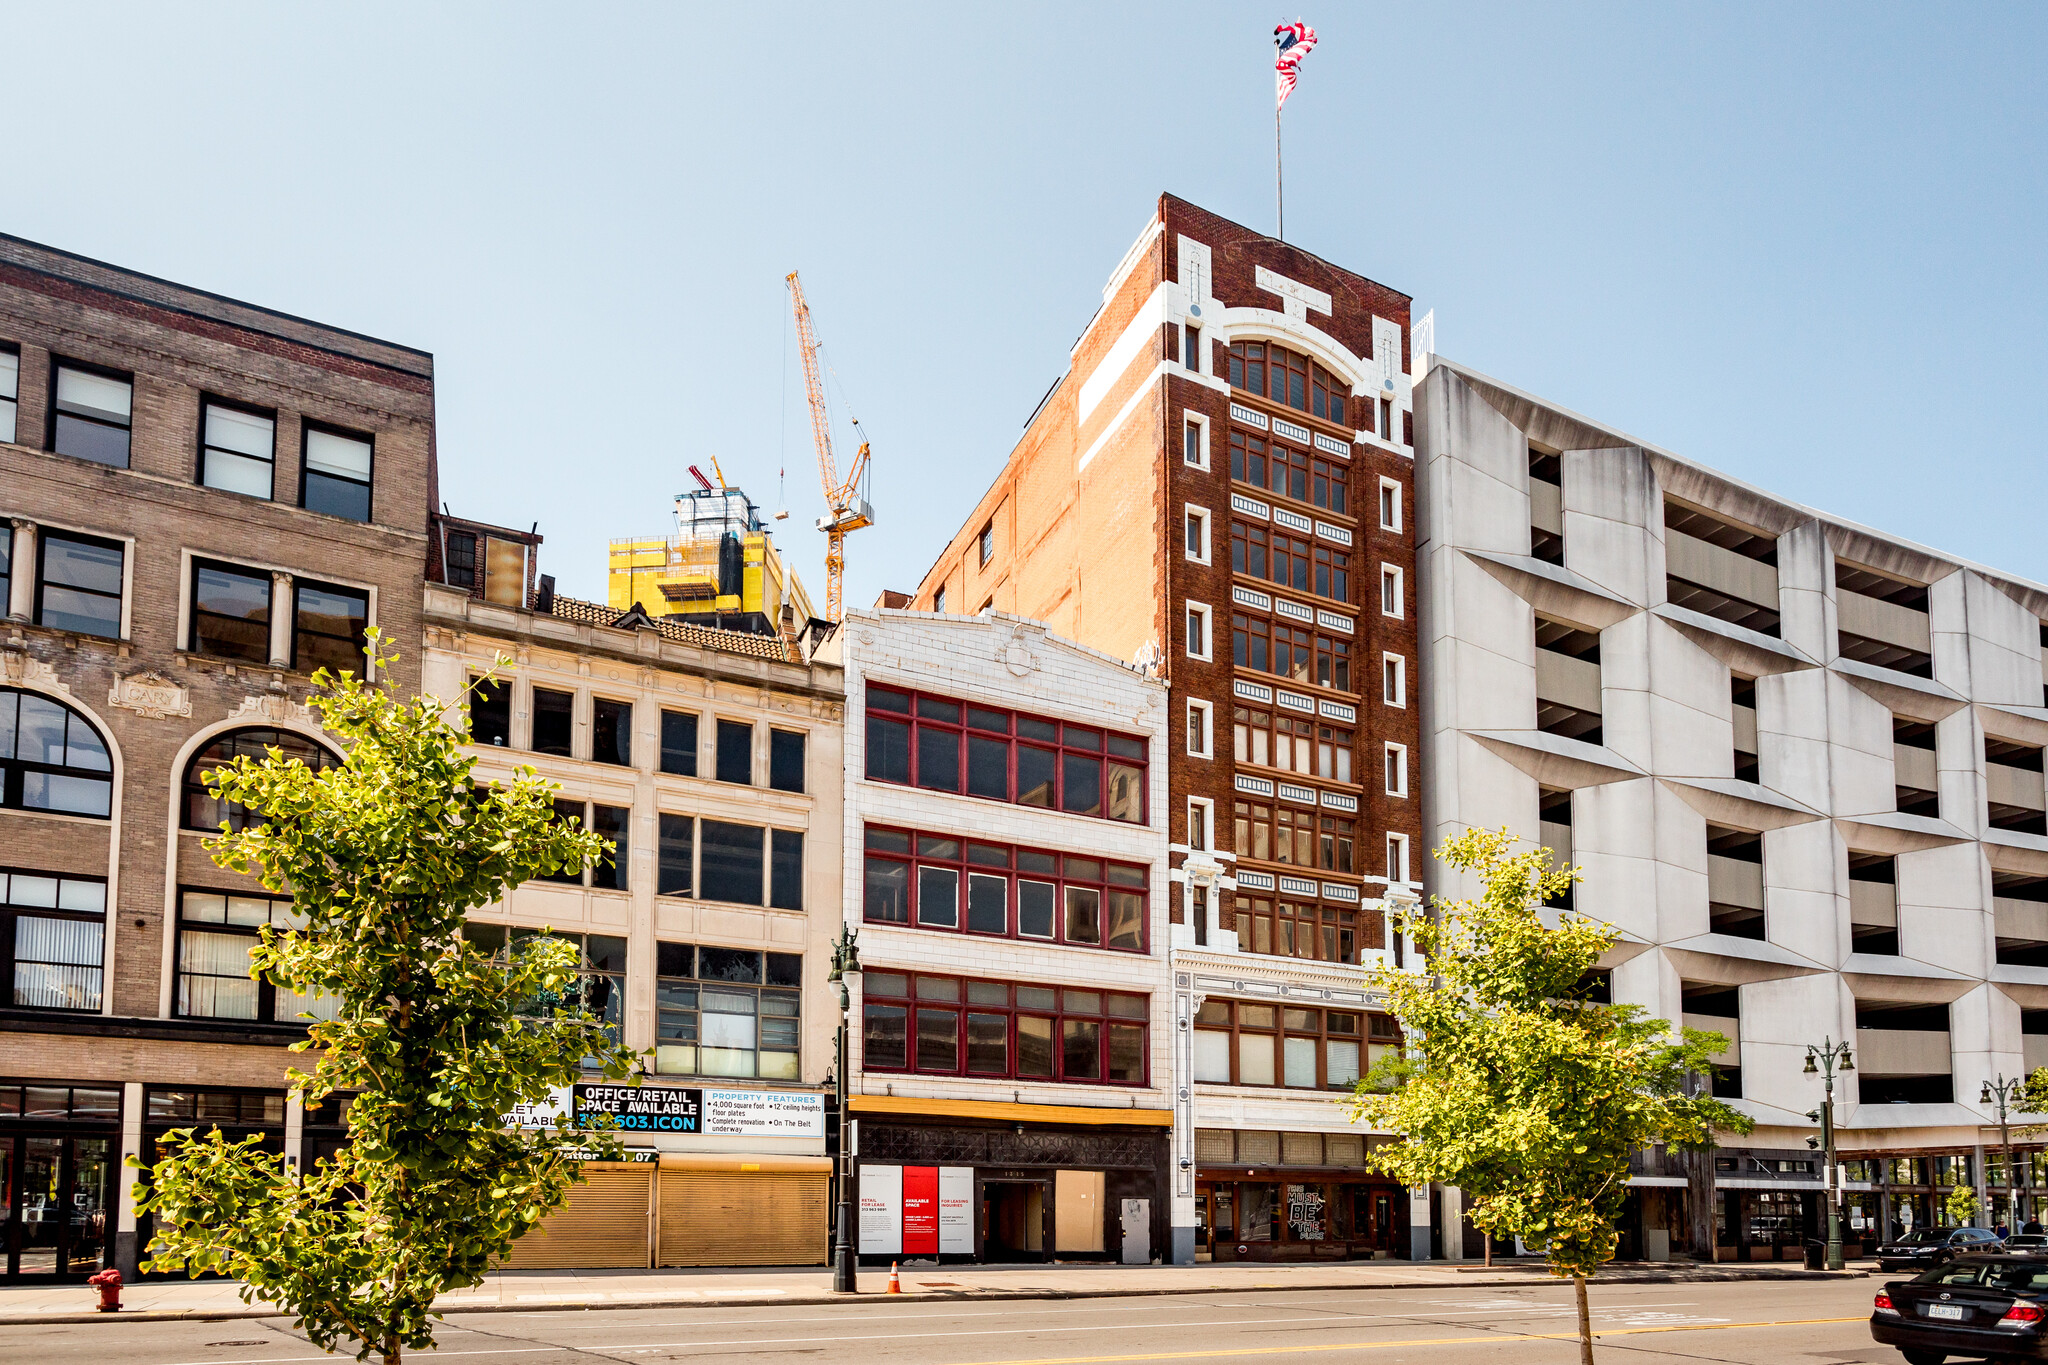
[0,1267,1871,1326]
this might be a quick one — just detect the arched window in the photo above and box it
[0,688,113,818]
[182,727,340,832]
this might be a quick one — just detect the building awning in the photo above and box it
[1715,1178,1827,1190]
[1628,1176,1689,1188]
[850,1095,1174,1127]
[657,1153,833,1173]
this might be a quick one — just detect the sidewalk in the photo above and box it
[0,1257,1869,1326]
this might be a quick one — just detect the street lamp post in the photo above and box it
[1982,1075,2025,1235]
[828,927,862,1293]
[1804,1038,1855,1272]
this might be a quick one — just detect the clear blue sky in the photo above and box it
[4,5,2042,609]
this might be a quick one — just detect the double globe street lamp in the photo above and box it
[828,927,863,1294]
[1982,1074,2029,1236]
[1804,1038,1854,1271]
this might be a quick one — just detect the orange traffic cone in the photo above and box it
[886,1261,902,1294]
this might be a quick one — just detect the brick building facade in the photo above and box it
[909,196,1426,1259]
[0,235,436,1279]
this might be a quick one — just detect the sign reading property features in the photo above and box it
[570,1084,826,1137]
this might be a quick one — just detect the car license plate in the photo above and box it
[1927,1304,1965,1320]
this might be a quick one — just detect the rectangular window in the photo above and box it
[1380,565,1403,617]
[293,580,369,676]
[469,675,510,747]
[36,530,124,639]
[1188,798,1212,852]
[864,686,1148,825]
[443,530,477,589]
[176,889,335,1023]
[540,800,588,883]
[715,719,753,785]
[861,824,1148,952]
[1379,478,1402,532]
[51,363,132,468]
[1184,324,1201,372]
[531,688,574,757]
[655,943,800,1079]
[0,347,17,444]
[301,424,374,522]
[1383,653,1406,707]
[1386,833,1410,883]
[592,699,632,767]
[1194,1000,1388,1088]
[769,729,806,793]
[501,928,625,1051]
[658,813,694,897]
[1186,601,1212,661]
[1186,699,1213,759]
[978,522,995,567]
[0,524,10,609]
[769,829,804,911]
[1385,743,1408,798]
[1183,415,1208,469]
[200,400,276,499]
[588,804,629,891]
[1,871,107,1012]
[190,560,272,662]
[700,819,764,905]
[933,586,947,614]
[1185,505,1211,563]
[660,710,698,776]
[862,971,1146,1086]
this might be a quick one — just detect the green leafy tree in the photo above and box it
[133,638,637,1364]
[1946,1182,1980,1228]
[1351,827,1752,1365]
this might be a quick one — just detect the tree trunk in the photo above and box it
[1574,1274,1593,1365]
[383,1334,401,1365]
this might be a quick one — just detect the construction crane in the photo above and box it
[787,270,873,622]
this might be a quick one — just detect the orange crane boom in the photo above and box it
[787,270,872,622]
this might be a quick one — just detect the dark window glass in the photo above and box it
[766,952,802,988]
[918,1009,959,1070]
[658,813,693,897]
[181,727,336,831]
[1017,746,1056,807]
[1018,1016,1055,1076]
[966,735,1008,799]
[916,727,960,792]
[37,532,124,639]
[917,697,961,723]
[1062,1019,1101,1079]
[769,729,805,793]
[190,561,272,662]
[1019,880,1056,938]
[769,829,804,910]
[538,800,585,883]
[588,804,629,890]
[967,1014,1008,1073]
[301,426,373,522]
[863,1004,907,1069]
[660,711,698,776]
[967,873,1007,934]
[532,689,573,756]
[699,820,764,905]
[1016,716,1058,743]
[293,581,369,676]
[469,676,510,746]
[867,714,911,783]
[917,866,960,928]
[698,945,761,983]
[1108,1024,1145,1083]
[50,364,131,468]
[864,855,909,922]
[592,699,632,767]
[444,531,477,589]
[869,687,910,713]
[715,720,753,785]
[199,401,276,500]
[1062,753,1101,816]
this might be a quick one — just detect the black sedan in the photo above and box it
[1877,1227,2005,1272]
[1872,1255,2048,1363]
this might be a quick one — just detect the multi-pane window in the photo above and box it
[0,347,17,444]
[1230,522,1315,594]
[861,970,1147,1086]
[978,522,995,567]
[592,698,632,767]
[1233,801,1318,867]
[469,925,625,1051]
[541,800,630,890]
[660,711,699,776]
[1234,707,1313,776]
[1226,341,1346,425]
[301,425,373,522]
[199,401,276,499]
[0,688,113,818]
[294,581,369,676]
[1232,614,1348,691]
[1229,893,1362,963]
[860,825,1146,952]
[655,943,801,1079]
[190,560,271,662]
[715,719,753,785]
[175,889,337,1023]
[651,814,801,910]
[1228,429,1319,506]
[443,530,478,589]
[36,530,123,639]
[1,871,106,1011]
[1318,816,1355,873]
[183,728,339,831]
[1192,1001,1391,1088]
[469,676,510,746]
[864,686,1148,824]
[769,729,806,793]
[50,363,132,468]
[1317,726,1354,783]
[531,688,573,756]
[1311,459,1347,514]
[1312,546,1350,603]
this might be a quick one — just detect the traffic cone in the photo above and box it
[886,1261,902,1294]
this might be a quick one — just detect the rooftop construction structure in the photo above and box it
[608,474,817,638]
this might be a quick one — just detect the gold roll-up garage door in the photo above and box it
[657,1156,830,1267]
[499,1165,654,1270]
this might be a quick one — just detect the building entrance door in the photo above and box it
[2,1133,113,1279]
[982,1181,1046,1261]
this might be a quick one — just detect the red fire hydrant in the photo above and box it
[87,1267,122,1312]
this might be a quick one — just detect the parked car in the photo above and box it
[2006,1233,2048,1255]
[1876,1227,2004,1272]
[1872,1255,2048,1364]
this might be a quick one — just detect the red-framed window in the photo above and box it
[863,685,1148,824]
[1227,341,1347,427]
[860,825,1148,953]
[860,968,1149,1086]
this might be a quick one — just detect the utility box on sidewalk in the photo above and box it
[1121,1199,1151,1264]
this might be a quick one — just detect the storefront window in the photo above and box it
[861,970,1146,1086]
[1890,1158,1928,1187]
[1286,1183,1329,1241]
[1240,1183,1278,1242]
[653,943,801,1079]
[1933,1154,1973,1188]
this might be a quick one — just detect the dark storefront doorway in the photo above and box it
[0,1083,120,1280]
[982,1180,1047,1261]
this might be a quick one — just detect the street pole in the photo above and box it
[1805,1038,1854,1271]
[1982,1075,2025,1236]
[829,927,862,1293]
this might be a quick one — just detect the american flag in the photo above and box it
[1274,20,1317,111]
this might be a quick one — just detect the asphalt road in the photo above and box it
[0,1277,1894,1365]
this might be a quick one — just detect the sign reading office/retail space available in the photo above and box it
[567,1084,827,1137]
[859,1165,974,1255]
[576,1084,703,1132]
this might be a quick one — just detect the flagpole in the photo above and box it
[1275,100,1284,241]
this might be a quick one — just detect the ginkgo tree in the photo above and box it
[1352,827,1750,1365]
[134,636,637,1365]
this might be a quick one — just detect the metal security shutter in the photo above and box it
[658,1169,828,1267]
[500,1166,653,1269]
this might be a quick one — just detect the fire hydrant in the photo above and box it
[87,1267,122,1312]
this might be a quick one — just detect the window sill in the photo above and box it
[5,618,130,653]
[0,804,113,826]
